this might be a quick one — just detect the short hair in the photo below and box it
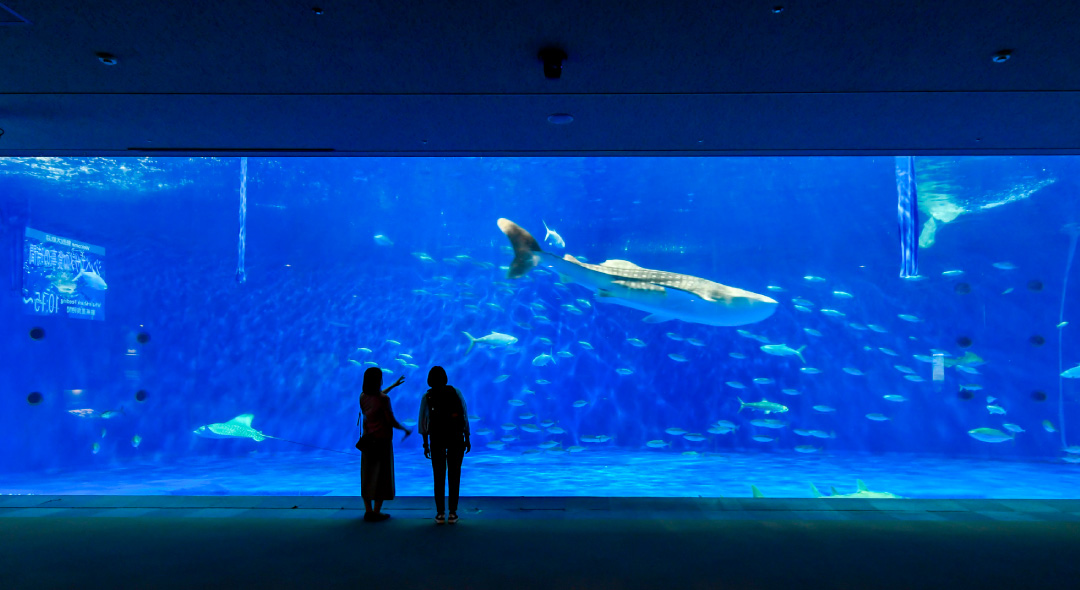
[362,367,383,396]
[427,366,448,388]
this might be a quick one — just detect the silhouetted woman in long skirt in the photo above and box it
[418,366,471,524]
[359,367,411,522]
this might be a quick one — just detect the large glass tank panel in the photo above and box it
[2,156,1079,498]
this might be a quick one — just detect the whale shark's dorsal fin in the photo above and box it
[751,485,765,498]
[560,255,580,283]
[227,414,255,427]
[856,479,869,492]
[600,259,642,269]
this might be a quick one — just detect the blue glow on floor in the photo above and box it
[5,450,1080,499]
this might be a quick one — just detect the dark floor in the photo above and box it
[3,495,1079,589]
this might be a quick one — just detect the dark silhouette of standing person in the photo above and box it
[418,366,471,524]
[358,367,411,522]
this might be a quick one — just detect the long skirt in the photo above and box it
[361,436,395,501]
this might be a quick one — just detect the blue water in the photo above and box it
[3,156,1080,498]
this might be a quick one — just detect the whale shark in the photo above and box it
[497,219,778,326]
[193,414,271,442]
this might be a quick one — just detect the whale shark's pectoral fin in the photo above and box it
[642,314,676,323]
[227,414,255,427]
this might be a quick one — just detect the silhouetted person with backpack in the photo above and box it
[418,366,471,524]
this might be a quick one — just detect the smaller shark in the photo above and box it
[737,398,788,414]
[751,480,904,499]
[810,480,904,499]
[193,414,272,442]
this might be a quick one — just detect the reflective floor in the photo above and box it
[3,495,1080,590]
[5,450,1080,498]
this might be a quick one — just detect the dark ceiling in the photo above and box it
[1,0,1079,156]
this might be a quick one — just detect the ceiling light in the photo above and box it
[547,113,574,124]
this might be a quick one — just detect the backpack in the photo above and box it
[427,385,465,439]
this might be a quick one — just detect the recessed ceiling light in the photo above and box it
[992,50,1012,63]
[96,52,117,65]
[547,113,574,125]
[771,6,784,13]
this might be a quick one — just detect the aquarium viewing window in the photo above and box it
[2,155,1079,498]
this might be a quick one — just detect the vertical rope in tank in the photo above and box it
[895,156,919,278]
[236,157,248,284]
[1059,223,1079,448]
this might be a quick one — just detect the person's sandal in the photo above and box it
[435,513,446,525]
[448,513,459,524]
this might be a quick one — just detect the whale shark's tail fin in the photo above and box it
[498,219,542,279]
[809,482,824,498]
[463,332,477,355]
